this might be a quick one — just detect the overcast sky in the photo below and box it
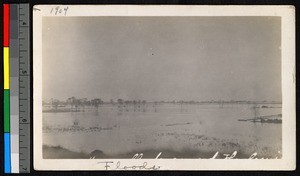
[42,16,281,102]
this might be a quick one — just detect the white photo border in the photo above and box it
[33,5,296,170]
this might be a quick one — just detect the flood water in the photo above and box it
[43,103,282,159]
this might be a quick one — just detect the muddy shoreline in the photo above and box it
[43,145,280,159]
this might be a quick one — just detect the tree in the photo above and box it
[110,99,115,105]
[117,99,123,104]
[91,98,103,109]
[154,101,158,112]
[81,98,87,111]
[125,100,130,111]
[142,100,147,112]
[74,99,81,112]
[67,96,76,109]
[133,100,137,111]
[117,99,123,111]
[52,99,60,110]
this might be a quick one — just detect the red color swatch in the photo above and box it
[3,4,10,47]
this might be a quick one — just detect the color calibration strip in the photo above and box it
[3,4,30,173]
[3,4,11,173]
[4,4,11,174]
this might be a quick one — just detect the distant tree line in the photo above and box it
[42,97,282,109]
[43,97,104,111]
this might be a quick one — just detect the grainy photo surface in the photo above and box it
[33,5,295,170]
[42,16,282,159]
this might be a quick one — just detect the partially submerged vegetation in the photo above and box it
[43,97,281,113]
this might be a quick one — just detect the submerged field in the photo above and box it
[42,103,282,159]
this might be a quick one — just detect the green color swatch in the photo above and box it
[4,90,10,132]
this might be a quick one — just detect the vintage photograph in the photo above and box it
[33,5,295,170]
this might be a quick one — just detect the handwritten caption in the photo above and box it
[50,6,69,16]
[92,151,281,170]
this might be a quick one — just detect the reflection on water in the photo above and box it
[43,103,282,158]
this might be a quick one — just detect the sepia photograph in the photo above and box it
[33,5,295,170]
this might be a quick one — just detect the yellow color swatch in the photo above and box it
[4,47,9,89]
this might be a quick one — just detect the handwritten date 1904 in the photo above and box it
[50,6,69,16]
